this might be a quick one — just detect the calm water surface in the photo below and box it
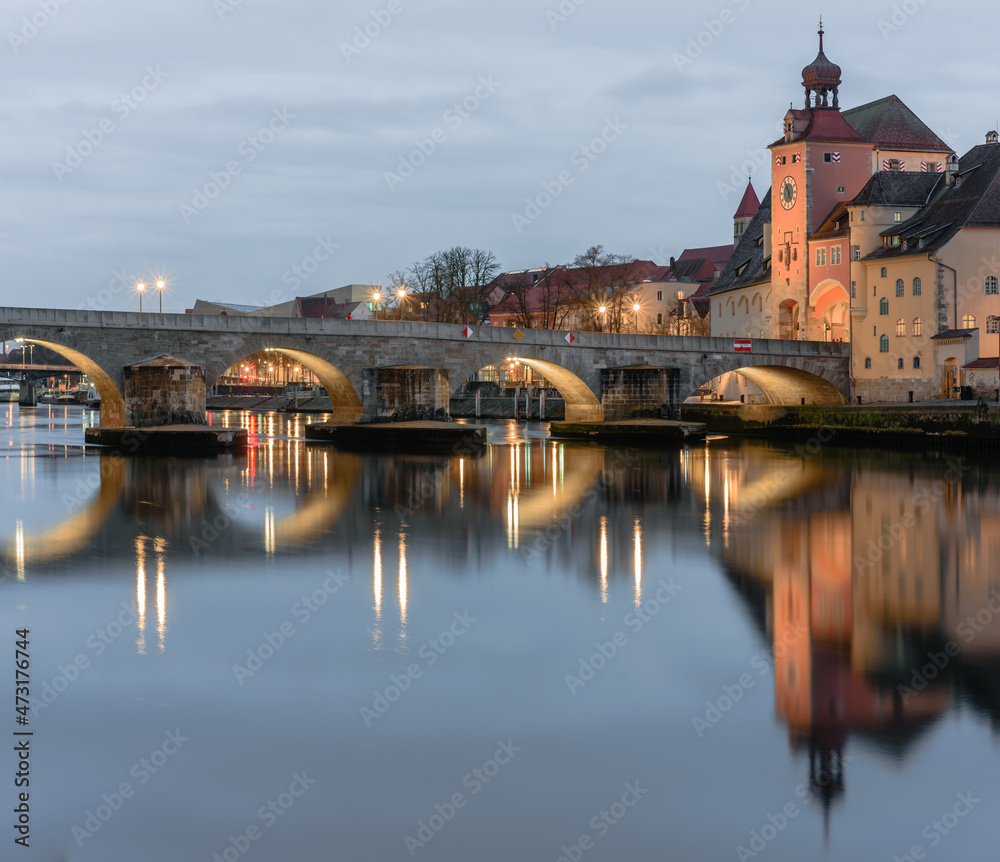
[1,403,999,861]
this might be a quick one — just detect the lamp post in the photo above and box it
[156,279,165,313]
[136,281,146,312]
[598,304,607,333]
[633,302,640,334]
[372,291,382,321]
[397,286,407,321]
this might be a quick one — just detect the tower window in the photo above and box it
[987,315,999,333]
[880,335,889,352]
[986,276,998,294]
[896,318,905,336]
[656,290,663,301]
[852,245,861,260]
[879,297,889,315]
[894,212,902,222]
[913,317,922,336]
[881,267,888,278]
[824,153,833,163]
[851,281,856,299]
[896,279,904,296]
[912,277,921,295]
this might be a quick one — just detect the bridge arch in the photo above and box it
[1,333,126,427]
[687,359,848,406]
[456,351,603,422]
[211,344,363,423]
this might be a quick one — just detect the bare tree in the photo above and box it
[390,247,500,324]
[559,246,645,332]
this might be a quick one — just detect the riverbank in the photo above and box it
[550,419,706,445]
[681,403,1000,450]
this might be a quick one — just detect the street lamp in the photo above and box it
[598,304,607,332]
[633,301,640,334]
[371,290,382,321]
[136,281,146,312]
[156,279,166,313]
[397,286,407,320]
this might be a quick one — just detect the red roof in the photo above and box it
[734,181,760,219]
[772,108,867,147]
[678,245,733,270]
[963,357,999,369]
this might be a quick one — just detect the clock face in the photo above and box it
[780,176,797,209]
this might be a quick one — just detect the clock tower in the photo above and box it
[768,21,868,339]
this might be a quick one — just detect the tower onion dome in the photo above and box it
[802,21,841,109]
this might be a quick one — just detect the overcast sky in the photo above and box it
[1,0,996,313]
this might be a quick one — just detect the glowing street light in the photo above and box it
[598,304,607,332]
[633,301,641,334]
[156,279,166,313]
[371,290,382,321]
[136,281,146,312]
[397,286,408,320]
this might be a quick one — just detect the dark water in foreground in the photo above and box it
[1,404,999,861]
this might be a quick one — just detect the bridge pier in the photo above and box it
[600,367,679,421]
[124,356,207,427]
[362,366,450,421]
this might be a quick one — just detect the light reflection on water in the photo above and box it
[1,404,999,860]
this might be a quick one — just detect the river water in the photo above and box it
[1,404,998,861]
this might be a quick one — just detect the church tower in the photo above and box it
[733,179,760,246]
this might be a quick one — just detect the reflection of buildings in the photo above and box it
[716,450,1000,825]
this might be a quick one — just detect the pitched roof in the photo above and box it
[296,297,368,318]
[964,357,999,369]
[710,189,772,294]
[865,143,1000,260]
[843,95,951,153]
[771,108,867,147]
[930,329,974,340]
[734,181,760,219]
[849,170,942,207]
[678,245,733,270]
[811,202,850,239]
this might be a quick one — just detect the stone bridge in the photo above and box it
[0,307,851,427]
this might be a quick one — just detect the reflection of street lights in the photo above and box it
[136,281,146,312]
[598,304,607,332]
[156,279,166,312]
[632,301,640,334]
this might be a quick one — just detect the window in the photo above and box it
[656,313,663,325]
[780,156,787,165]
[893,212,902,222]
[851,281,857,299]
[986,276,999,295]
[792,153,801,163]
[963,314,977,329]
[924,162,939,173]
[816,248,826,266]
[881,267,888,277]
[880,335,889,352]
[896,278,904,296]
[879,297,889,315]
[836,186,845,193]
[852,245,861,260]
[913,356,921,369]
[656,290,663,301]
[897,358,904,369]
[864,358,872,369]
[831,246,841,265]
[860,212,866,222]
[912,317,922,336]
[896,318,905,336]
[912,277,921,295]
[888,159,901,171]
[988,316,1000,334]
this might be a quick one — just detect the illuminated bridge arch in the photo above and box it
[688,357,848,406]
[210,343,364,424]
[457,350,603,422]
